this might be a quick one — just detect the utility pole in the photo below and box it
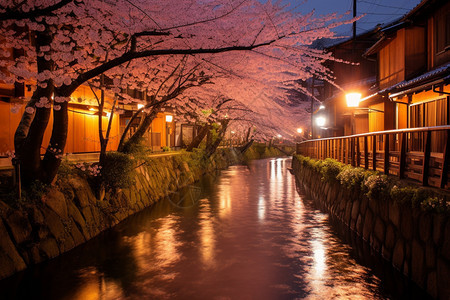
[353,0,357,39]
[310,77,315,139]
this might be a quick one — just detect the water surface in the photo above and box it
[0,158,428,299]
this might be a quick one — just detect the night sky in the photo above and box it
[288,0,422,36]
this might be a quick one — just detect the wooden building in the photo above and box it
[362,0,450,138]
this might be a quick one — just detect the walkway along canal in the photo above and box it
[0,158,430,299]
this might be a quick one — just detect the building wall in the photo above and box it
[379,29,405,89]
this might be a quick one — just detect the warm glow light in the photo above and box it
[165,115,173,122]
[319,105,325,110]
[297,128,303,134]
[346,92,361,108]
[106,112,111,118]
[137,104,144,109]
[277,134,282,138]
[231,130,235,134]
[315,116,326,127]
[89,107,95,111]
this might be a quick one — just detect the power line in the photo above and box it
[359,0,410,10]
[359,12,406,16]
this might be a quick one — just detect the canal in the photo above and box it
[0,158,430,299]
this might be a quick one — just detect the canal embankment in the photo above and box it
[0,145,286,281]
[292,155,450,299]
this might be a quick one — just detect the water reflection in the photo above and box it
[0,158,431,300]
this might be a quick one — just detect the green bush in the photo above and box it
[99,152,136,191]
[320,158,344,182]
[363,174,390,200]
[390,185,417,205]
[336,166,367,190]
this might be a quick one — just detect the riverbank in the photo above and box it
[292,155,450,299]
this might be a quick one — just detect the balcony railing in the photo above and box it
[296,125,450,189]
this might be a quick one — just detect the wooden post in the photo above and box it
[351,138,355,166]
[372,135,377,171]
[364,136,369,169]
[422,131,431,186]
[356,137,361,167]
[384,133,389,175]
[399,132,407,179]
[440,130,449,188]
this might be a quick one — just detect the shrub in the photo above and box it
[337,166,366,190]
[320,158,343,182]
[99,152,135,191]
[363,174,390,200]
[390,185,417,205]
[420,196,449,212]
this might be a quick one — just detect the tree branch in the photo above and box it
[0,0,73,21]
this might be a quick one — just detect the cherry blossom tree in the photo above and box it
[0,0,350,185]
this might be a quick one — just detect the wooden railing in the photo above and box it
[296,126,450,189]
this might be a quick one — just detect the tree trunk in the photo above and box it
[186,124,210,151]
[14,29,54,185]
[205,120,229,157]
[118,107,160,153]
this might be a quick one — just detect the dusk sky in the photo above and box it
[289,0,422,36]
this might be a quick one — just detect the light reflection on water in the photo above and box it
[0,158,429,300]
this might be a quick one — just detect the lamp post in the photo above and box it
[346,92,361,135]
[165,114,173,148]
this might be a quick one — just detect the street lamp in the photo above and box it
[165,114,173,148]
[346,92,361,108]
[346,92,361,135]
[315,116,326,127]
[297,128,303,134]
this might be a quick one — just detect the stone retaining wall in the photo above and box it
[0,149,240,280]
[292,156,450,300]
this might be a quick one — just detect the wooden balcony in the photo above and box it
[296,126,450,190]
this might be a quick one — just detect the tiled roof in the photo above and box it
[382,62,450,94]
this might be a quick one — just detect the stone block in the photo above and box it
[411,239,425,287]
[418,213,431,243]
[392,239,405,270]
[42,208,66,242]
[351,200,360,222]
[0,220,26,279]
[360,197,368,215]
[441,220,450,261]
[69,177,96,208]
[433,214,445,246]
[388,201,401,228]
[385,224,396,252]
[362,209,374,241]
[425,241,436,269]
[356,214,363,233]
[426,271,437,299]
[39,237,60,259]
[374,217,385,243]
[5,210,32,245]
[400,208,413,241]
[67,201,89,239]
[43,188,68,219]
[437,258,450,300]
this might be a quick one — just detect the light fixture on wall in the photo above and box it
[346,92,361,108]
[165,114,173,122]
[315,116,326,127]
[137,104,144,109]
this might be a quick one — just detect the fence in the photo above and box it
[296,125,450,189]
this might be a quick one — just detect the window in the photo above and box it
[410,98,448,152]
